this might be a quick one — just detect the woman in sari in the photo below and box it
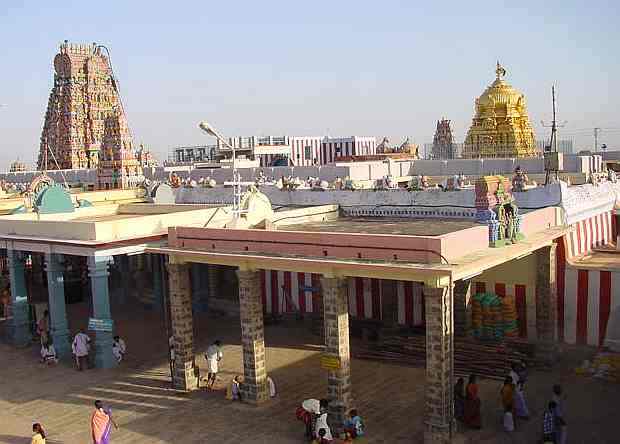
[500,377,516,429]
[91,400,118,444]
[463,374,481,429]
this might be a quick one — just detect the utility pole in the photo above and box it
[594,127,601,153]
[541,85,567,184]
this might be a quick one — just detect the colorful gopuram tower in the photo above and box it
[38,42,142,188]
[431,119,456,159]
[462,63,537,159]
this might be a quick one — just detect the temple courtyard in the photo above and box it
[1,300,619,444]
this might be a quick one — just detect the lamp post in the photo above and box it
[198,121,242,217]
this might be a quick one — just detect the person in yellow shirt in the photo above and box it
[31,423,46,444]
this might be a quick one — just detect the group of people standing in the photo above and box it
[296,399,365,443]
[454,363,567,443]
[36,311,127,369]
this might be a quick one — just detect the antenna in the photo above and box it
[540,85,567,154]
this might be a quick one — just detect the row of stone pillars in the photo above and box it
[167,262,354,431]
[5,250,141,370]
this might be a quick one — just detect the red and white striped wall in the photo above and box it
[565,210,616,258]
[260,271,423,325]
[559,267,620,346]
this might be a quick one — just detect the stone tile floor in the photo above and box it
[1,302,619,443]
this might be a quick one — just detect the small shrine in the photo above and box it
[475,175,524,247]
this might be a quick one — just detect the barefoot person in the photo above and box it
[72,328,91,371]
[91,400,118,444]
[463,374,482,429]
[205,340,223,389]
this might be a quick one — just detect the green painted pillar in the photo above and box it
[88,256,116,369]
[7,250,32,347]
[45,253,71,359]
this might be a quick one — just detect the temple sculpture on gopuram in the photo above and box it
[462,63,538,159]
[37,41,142,189]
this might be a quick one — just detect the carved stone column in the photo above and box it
[453,279,471,337]
[237,268,268,403]
[536,244,558,363]
[424,283,454,444]
[168,260,197,391]
[321,275,352,433]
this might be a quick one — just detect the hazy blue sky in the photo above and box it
[0,0,618,169]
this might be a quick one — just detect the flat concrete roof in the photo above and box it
[570,247,620,271]
[280,217,477,236]
[0,203,231,256]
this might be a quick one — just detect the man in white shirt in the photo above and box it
[72,328,91,371]
[205,340,223,389]
[112,335,126,363]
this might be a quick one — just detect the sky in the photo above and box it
[0,0,618,169]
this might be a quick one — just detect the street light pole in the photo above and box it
[198,121,241,218]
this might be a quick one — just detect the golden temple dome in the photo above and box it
[462,63,537,159]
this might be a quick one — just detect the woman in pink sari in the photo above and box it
[91,400,118,444]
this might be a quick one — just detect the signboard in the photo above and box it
[320,355,341,370]
[88,317,113,332]
[299,285,319,293]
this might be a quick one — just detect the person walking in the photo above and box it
[542,401,557,443]
[91,400,118,444]
[552,385,567,444]
[72,328,91,371]
[37,311,50,345]
[112,336,126,363]
[205,340,223,389]
[463,374,482,429]
[514,381,530,419]
[31,423,46,444]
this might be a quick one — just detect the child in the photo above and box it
[344,409,365,438]
[312,428,330,444]
[40,339,58,365]
[225,375,243,401]
[503,404,515,432]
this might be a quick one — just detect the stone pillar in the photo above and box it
[152,254,164,311]
[7,250,32,347]
[321,276,352,433]
[424,283,454,444]
[453,280,471,337]
[168,260,198,391]
[45,253,71,359]
[237,268,268,403]
[536,244,558,362]
[88,256,116,369]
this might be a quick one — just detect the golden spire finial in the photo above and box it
[496,61,506,80]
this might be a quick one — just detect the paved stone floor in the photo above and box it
[1,300,619,443]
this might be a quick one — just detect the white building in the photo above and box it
[214,135,377,167]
